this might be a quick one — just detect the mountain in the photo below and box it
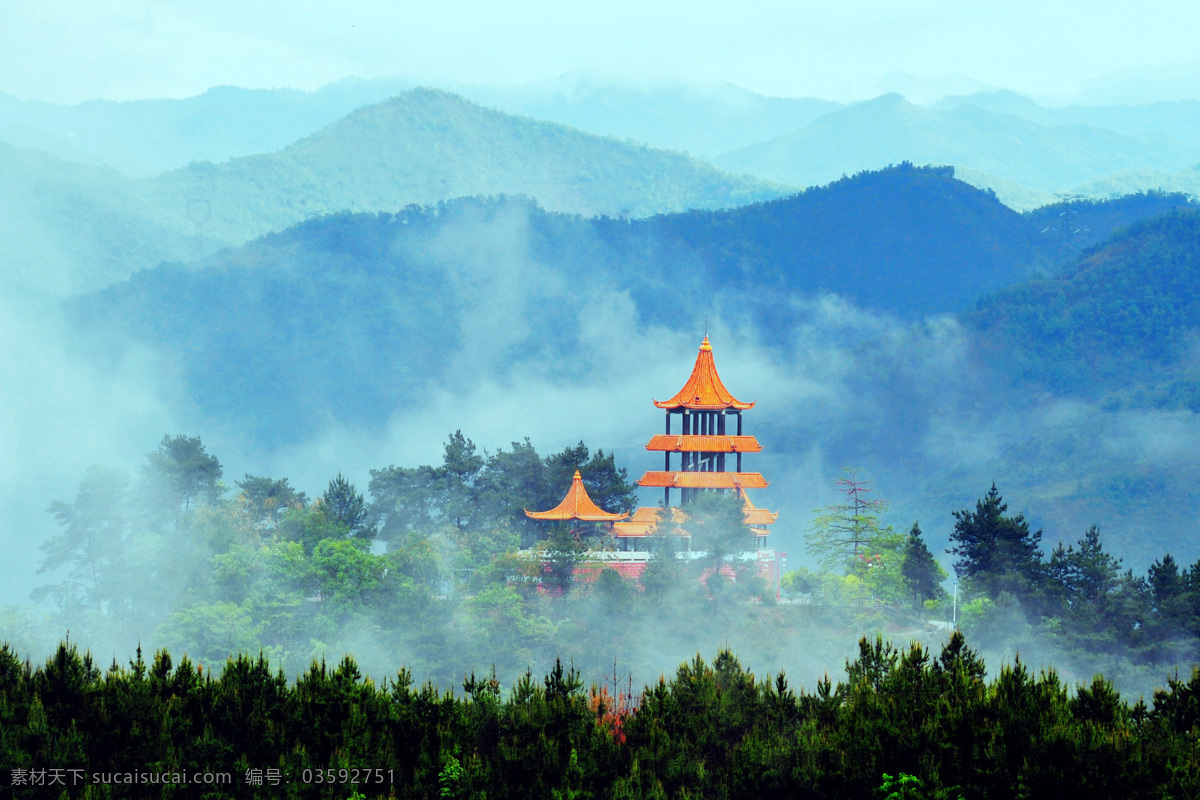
[937,91,1200,145]
[457,74,841,159]
[1072,164,1200,201]
[148,88,788,244]
[1023,192,1197,259]
[1075,58,1200,106]
[0,142,196,297]
[4,89,788,294]
[714,94,1200,193]
[968,209,1200,400]
[73,166,1055,444]
[0,75,840,176]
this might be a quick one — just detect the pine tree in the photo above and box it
[321,473,375,541]
[901,522,948,608]
[948,484,1044,606]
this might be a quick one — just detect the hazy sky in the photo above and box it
[3,0,1199,103]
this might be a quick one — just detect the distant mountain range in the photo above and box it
[458,74,841,159]
[713,93,1200,195]
[0,75,840,175]
[0,79,418,176]
[2,89,787,295]
[12,75,1200,213]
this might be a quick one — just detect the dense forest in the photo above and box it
[16,429,1200,701]
[7,632,1200,799]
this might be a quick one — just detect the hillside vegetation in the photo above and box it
[68,168,1200,567]
[968,209,1200,402]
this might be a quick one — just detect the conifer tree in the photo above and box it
[948,484,1044,606]
[901,522,948,609]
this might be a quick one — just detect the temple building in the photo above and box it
[523,336,783,589]
[615,336,779,547]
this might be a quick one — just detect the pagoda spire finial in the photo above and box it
[653,335,751,409]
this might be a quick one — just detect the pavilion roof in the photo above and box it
[739,487,779,526]
[614,502,776,538]
[525,470,630,521]
[637,471,768,489]
[654,337,755,410]
[645,434,762,453]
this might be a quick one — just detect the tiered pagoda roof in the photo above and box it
[645,435,762,453]
[612,491,778,539]
[653,337,755,410]
[525,470,630,522]
[739,488,779,526]
[638,472,768,489]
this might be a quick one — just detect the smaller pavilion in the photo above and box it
[525,470,629,534]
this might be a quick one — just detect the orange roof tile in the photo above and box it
[615,507,689,538]
[612,522,656,538]
[645,434,762,453]
[637,471,768,489]
[739,487,780,526]
[614,503,775,538]
[654,337,755,410]
[525,470,630,521]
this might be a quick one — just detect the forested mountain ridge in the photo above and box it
[73,166,1060,445]
[936,90,1200,144]
[967,209,1200,404]
[0,76,838,175]
[0,142,195,296]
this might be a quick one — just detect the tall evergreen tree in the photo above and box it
[901,522,948,608]
[145,434,223,514]
[36,466,133,613]
[948,484,1045,606]
[321,473,375,541]
[1149,553,1190,630]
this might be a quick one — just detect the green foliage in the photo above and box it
[902,523,949,609]
[36,465,133,614]
[145,433,224,514]
[320,473,375,541]
[949,484,1045,607]
[969,209,1200,398]
[807,469,902,579]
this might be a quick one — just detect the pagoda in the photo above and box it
[525,470,629,532]
[614,336,779,548]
